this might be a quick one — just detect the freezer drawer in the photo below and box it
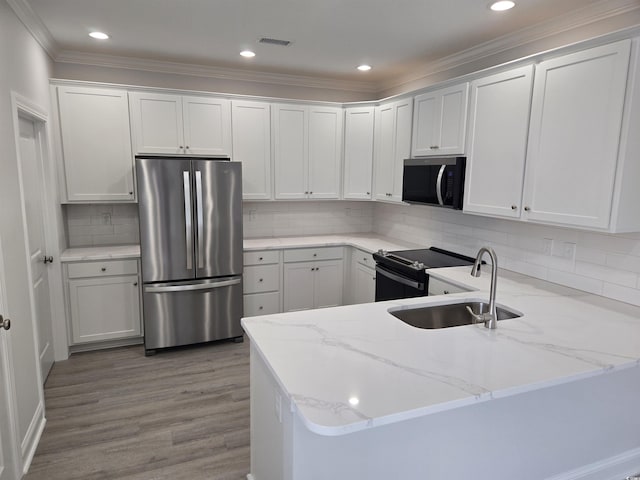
[143,275,243,351]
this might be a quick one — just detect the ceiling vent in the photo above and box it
[259,37,292,47]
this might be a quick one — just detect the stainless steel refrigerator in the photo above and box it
[135,156,243,355]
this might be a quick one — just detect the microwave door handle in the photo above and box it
[436,165,446,206]
[183,171,193,270]
[195,170,204,269]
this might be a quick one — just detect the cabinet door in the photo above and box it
[353,263,375,305]
[68,274,141,344]
[57,86,135,202]
[313,260,344,309]
[373,103,396,201]
[308,106,343,199]
[232,100,272,200]
[523,40,631,229]
[182,96,232,156]
[273,104,308,199]
[343,107,374,199]
[464,66,534,218]
[283,262,315,312]
[129,92,184,154]
[392,100,413,200]
[412,83,468,156]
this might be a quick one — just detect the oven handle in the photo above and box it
[375,265,424,290]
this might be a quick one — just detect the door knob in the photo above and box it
[0,315,10,331]
[43,255,54,264]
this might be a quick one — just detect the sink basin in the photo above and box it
[389,300,522,329]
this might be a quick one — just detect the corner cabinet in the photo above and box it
[373,99,413,202]
[463,65,534,218]
[232,100,272,200]
[343,107,375,200]
[273,104,343,200]
[56,85,135,202]
[522,39,637,231]
[129,92,232,156]
[411,83,469,157]
[65,259,142,346]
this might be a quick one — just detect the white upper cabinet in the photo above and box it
[522,40,632,230]
[343,107,375,200]
[411,83,469,157]
[373,99,413,202]
[463,65,534,218]
[57,85,135,202]
[273,104,343,200]
[232,100,272,200]
[129,92,231,156]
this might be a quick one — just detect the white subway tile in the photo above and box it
[605,253,640,274]
[546,269,603,295]
[602,283,640,307]
[574,261,637,288]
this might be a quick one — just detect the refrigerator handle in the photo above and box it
[183,171,193,270]
[195,170,205,269]
[145,277,241,293]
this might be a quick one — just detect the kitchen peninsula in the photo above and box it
[242,266,640,480]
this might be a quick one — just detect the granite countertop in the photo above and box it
[60,234,419,262]
[241,266,640,436]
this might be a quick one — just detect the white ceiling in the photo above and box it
[17,0,628,88]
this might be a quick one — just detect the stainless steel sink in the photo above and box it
[389,300,522,329]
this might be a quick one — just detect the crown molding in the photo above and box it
[54,51,379,94]
[6,0,57,59]
[375,0,640,92]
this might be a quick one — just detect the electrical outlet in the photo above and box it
[101,213,111,225]
[543,238,553,256]
[562,242,576,261]
[249,209,257,221]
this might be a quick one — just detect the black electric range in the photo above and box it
[373,247,476,302]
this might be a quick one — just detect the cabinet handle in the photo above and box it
[101,267,107,272]
[129,191,134,195]
[259,278,264,282]
[0,315,10,331]
[366,192,370,195]
[511,205,517,210]
[179,145,184,149]
[186,146,190,149]
[430,145,439,149]
[524,206,531,212]
[134,282,138,286]
[313,253,317,257]
[259,306,263,310]
[259,257,263,261]
[443,290,450,294]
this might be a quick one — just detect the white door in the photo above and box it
[313,260,343,309]
[129,92,184,155]
[182,96,232,156]
[273,104,308,199]
[392,100,413,201]
[18,117,54,380]
[353,263,376,305]
[0,238,18,480]
[373,104,395,201]
[283,262,315,312]
[308,106,342,199]
[343,107,374,200]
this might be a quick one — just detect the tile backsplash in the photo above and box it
[65,204,139,247]
[243,201,374,238]
[373,202,640,307]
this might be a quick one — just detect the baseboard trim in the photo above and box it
[546,447,640,480]
[20,404,46,475]
[247,474,255,480]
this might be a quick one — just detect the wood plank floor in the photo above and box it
[24,341,250,480]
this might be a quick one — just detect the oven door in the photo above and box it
[375,265,427,302]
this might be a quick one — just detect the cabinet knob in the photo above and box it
[511,205,517,210]
[305,191,309,194]
[524,206,531,212]
[185,146,190,149]
[430,145,439,149]
[309,191,313,195]
[443,290,450,294]
[259,257,263,261]
[366,192,370,195]
[129,191,134,195]
[101,267,107,272]
[259,306,263,310]
[179,146,184,149]
[0,315,10,331]
[133,282,138,287]
[313,253,317,257]
[259,278,264,282]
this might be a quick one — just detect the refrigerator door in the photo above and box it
[136,157,195,283]
[193,160,243,279]
[142,276,243,350]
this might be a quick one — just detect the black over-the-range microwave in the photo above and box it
[402,156,466,209]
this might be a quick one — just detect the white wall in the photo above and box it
[243,201,373,238]
[64,204,139,247]
[374,202,640,307]
[0,0,56,472]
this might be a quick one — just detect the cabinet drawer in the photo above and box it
[244,264,280,294]
[67,259,138,279]
[243,292,280,317]
[355,249,374,268]
[244,250,280,266]
[428,277,470,296]
[284,246,343,263]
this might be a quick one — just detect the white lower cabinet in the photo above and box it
[65,259,142,345]
[243,250,282,317]
[283,247,344,312]
[353,262,376,304]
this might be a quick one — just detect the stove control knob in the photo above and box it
[377,249,388,256]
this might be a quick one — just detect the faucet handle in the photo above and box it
[466,306,492,325]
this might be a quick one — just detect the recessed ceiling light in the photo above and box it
[357,64,372,72]
[89,31,109,40]
[240,50,256,58]
[490,1,515,11]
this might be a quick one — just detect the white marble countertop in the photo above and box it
[241,266,640,436]
[60,234,418,262]
[60,244,141,262]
